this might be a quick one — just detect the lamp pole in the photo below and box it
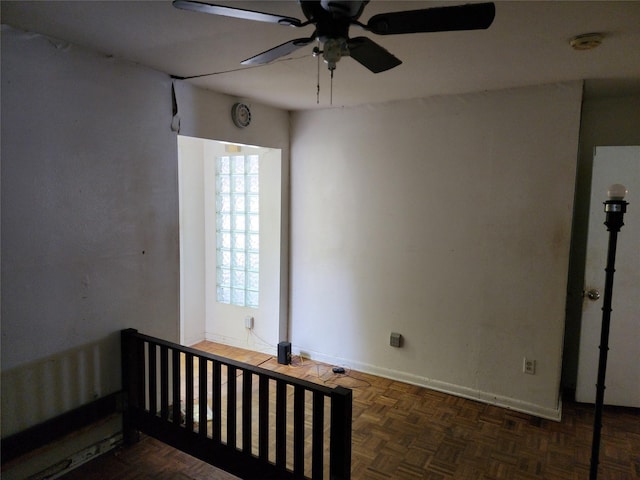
[589,184,628,480]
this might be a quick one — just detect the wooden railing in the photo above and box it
[121,329,352,480]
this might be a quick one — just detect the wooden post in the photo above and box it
[121,328,140,444]
[330,386,352,480]
[312,391,325,480]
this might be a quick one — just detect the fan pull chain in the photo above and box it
[316,46,320,104]
[330,68,334,105]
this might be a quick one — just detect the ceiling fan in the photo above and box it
[173,0,496,74]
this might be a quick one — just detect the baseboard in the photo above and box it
[197,337,562,420]
[2,392,122,463]
[1,419,122,480]
[37,432,122,480]
[292,346,563,422]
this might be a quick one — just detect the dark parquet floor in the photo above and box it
[62,342,640,480]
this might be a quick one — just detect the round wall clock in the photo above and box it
[231,102,251,128]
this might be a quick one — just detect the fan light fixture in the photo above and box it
[570,33,604,51]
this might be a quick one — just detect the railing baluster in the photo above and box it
[212,360,222,444]
[136,338,145,416]
[121,329,141,444]
[293,385,305,476]
[172,349,181,425]
[330,386,353,480]
[258,374,269,462]
[185,353,194,431]
[227,365,237,448]
[242,371,252,453]
[199,356,208,437]
[160,346,169,420]
[275,379,287,469]
[312,391,324,480]
[148,342,157,416]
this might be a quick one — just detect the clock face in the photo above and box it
[231,103,251,128]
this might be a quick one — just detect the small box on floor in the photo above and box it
[277,341,291,365]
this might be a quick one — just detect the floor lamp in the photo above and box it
[589,183,628,480]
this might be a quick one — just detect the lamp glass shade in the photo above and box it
[607,184,627,200]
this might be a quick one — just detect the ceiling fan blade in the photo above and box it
[348,37,402,73]
[241,37,315,65]
[173,0,303,27]
[366,2,495,35]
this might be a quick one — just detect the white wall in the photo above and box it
[290,83,583,419]
[1,24,179,400]
[1,25,180,478]
[0,25,290,478]
[178,136,206,346]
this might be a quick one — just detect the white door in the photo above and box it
[575,146,640,407]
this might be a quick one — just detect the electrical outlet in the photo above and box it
[523,358,536,375]
[244,316,254,329]
[390,332,402,348]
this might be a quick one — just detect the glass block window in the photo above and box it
[216,154,259,308]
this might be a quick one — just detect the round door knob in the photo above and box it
[586,289,601,301]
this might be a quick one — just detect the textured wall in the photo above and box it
[290,83,583,419]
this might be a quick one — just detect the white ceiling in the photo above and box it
[3,1,640,110]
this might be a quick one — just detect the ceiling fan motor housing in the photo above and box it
[301,1,354,43]
[319,0,368,18]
